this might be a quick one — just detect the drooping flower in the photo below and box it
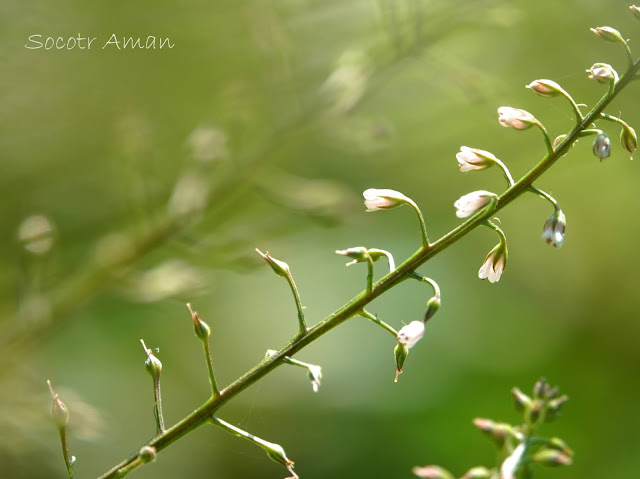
[590,26,626,45]
[586,63,618,84]
[498,107,537,130]
[592,133,611,160]
[362,188,410,211]
[454,190,498,218]
[620,122,638,160]
[397,321,425,349]
[456,146,498,172]
[478,242,508,283]
[542,209,567,248]
[335,246,369,266]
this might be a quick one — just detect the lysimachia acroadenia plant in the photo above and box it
[47,7,640,479]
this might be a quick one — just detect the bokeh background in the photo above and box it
[2,0,640,477]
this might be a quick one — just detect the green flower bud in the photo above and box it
[472,418,513,447]
[394,342,409,383]
[548,437,574,456]
[593,133,611,161]
[587,63,618,84]
[533,377,549,399]
[187,303,210,341]
[533,448,573,467]
[47,380,69,428]
[138,446,157,464]
[631,5,640,21]
[259,440,297,478]
[545,394,569,422]
[528,399,544,424]
[590,26,627,45]
[511,387,533,414]
[620,122,638,160]
[255,249,290,277]
[141,340,162,377]
[424,296,441,322]
[411,465,455,479]
[461,466,492,479]
[335,246,369,266]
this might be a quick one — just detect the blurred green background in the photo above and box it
[2,0,640,477]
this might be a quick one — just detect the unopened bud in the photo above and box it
[461,466,492,479]
[631,5,640,21]
[260,440,297,478]
[541,209,566,248]
[590,26,627,45]
[472,418,512,447]
[138,446,157,464]
[526,79,564,98]
[363,188,410,212]
[141,340,162,377]
[411,465,455,479]
[533,378,549,399]
[593,133,611,160]
[545,394,569,422]
[620,122,638,159]
[47,381,69,428]
[511,387,533,414]
[533,448,573,467]
[187,303,210,341]
[394,342,409,383]
[335,246,369,266]
[587,63,618,84]
[424,296,441,322]
[548,437,574,456]
[255,249,290,277]
[306,365,322,393]
[498,106,537,130]
[528,399,544,423]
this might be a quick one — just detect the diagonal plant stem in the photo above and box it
[97,53,640,479]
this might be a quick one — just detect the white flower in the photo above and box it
[363,188,410,211]
[456,146,498,172]
[307,365,322,393]
[525,79,563,98]
[478,243,508,283]
[541,209,566,248]
[498,107,537,130]
[397,321,425,349]
[586,63,618,84]
[454,190,498,218]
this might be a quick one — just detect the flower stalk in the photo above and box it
[48,380,76,479]
[141,339,165,435]
[187,303,220,397]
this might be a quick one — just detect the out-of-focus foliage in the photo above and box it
[2,0,640,478]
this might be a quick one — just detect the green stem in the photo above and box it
[153,374,165,435]
[365,253,374,295]
[557,88,585,123]
[202,340,220,398]
[406,199,430,247]
[494,158,516,187]
[285,270,307,334]
[58,427,76,479]
[408,272,440,298]
[527,186,560,210]
[358,309,399,339]
[96,48,640,479]
[534,121,554,154]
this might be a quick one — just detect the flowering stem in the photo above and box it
[96,44,640,479]
[365,252,374,295]
[405,199,430,247]
[358,309,399,339]
[527,186,560,210]
[284,269,308,334]
[599,112,631,129]
[202,340,220,398]
[368,248,396,271]
[57,427,76,479]
[141,340,165,435]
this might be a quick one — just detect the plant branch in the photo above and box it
[97,45,640,479]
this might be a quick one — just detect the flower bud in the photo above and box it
[548,437,574,456]
[394,342,409,382]
[456,146,498,172]
[631,5,640,21]
[498,106,537,130]
[590,26,626,45]
[306,365,322,393]
[335,246,369,266]
[527,399,544,423]
[620,122,638,159]
[363,188,410,211]
[255,249,290,277]
[261,440,296,473]
[586,63,618,84]
[411,465,455,479]
[424,296,441,322]
[478,242,507,284]
[461,466,492,479]
[511,387,533,414]
[472,418,512,447]
[397,321,425,349]
[542,209,566,248]
[141,340,162,377]
[526,79,564,98]
[532,448,573,467]
[47,380,69,428]
[593,133,611,161]
[187,303,210,341]
[138,446,157,464]
[454,190,498,218]
[545,394,569,422]
[533,377,549,399]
